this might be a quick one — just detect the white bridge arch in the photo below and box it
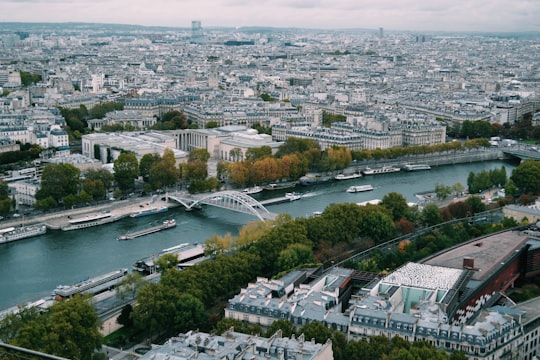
[167,190,276,221]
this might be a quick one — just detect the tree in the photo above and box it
[189,148,210,163]
[297,321,332,344]
[114,152,139,192]
[132,283,209,337]
[259,93,274,102]
[435,183,453,200]
[117,304,134,328]
[204,233,233,255]
[275,137,320,158]
[250,157,280,184]
[149,148,179,190]
[85,168,114,192]
[0,180,11,214]
[245,146,272,162]
[227,161,250,186]
[421,203,443,227]
[510,159,540,194]
[229,147,243,162]
[115,272,148,300]
[139,153,161,182]
[465,195,486,214]
[279,153,306,180]
[380,192,409,221]
[358,206,395,243]
[36,163,80,203]
[277,243,315,272]
[446,201,472,219]
[213,318,263,336]
[82,178,106,200]
[265,320,294,338]
[155,253,180,273]
[8,296,102,360]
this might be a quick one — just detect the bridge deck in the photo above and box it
[167,190,277,221]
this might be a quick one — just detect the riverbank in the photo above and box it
[1,196,176,231]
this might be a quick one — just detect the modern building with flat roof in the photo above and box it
[82,131,188,165]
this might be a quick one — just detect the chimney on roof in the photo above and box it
[463,257,475,270]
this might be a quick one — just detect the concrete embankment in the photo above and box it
[3,196,176,231]
[351,148,511,171]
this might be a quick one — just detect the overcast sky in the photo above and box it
[1,0,539,32]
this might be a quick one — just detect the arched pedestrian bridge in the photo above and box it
[166,190,277,221]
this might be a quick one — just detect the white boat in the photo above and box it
[403,164,431,171]
[285,192,301,201]
[334,173,362,181]
[0,224,47,244]
[62,212,117,231]
[362,166,401,175]
[242,186,263,195]
[347,185,374,193]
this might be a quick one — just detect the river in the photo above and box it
[0,160,518,310]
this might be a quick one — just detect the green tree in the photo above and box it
[20,71,42,86]
[117,304,134,328]
[358,206,396,243]
[85,169,114,191]
[113,152,139,192]
[275,137,320,158]
[115,272,148,300]
[213,318,263,336]
[259,93,274,102]
[34,196,58,209]
[297,321,332,344]
[155,253,180,273]
[0,180,10,214]
[245,146,273,162]
[8,296,102,360]
[36,163,80,203]
[132,283,209,337]
[421,203,443,227]
[277,243,316,272]
[490,166,507,187]
[510,159,540,194]
[139,153,161,182]
[465,195,486,214]
[189,148,211,163]
[265,320,295,338]
[229,147,243,162]
[505,178,517,197]
[435,183,453,200]
[82,178,106,200]
[380,192,409,221]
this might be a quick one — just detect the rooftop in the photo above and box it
[423,230,529,281]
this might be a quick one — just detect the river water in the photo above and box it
[0,160,518,309]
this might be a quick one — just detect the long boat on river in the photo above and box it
[118,219,176,240]
[52,268,128,300]
[61,211,119,231]
[133,243,206,275]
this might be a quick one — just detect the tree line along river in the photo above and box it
[0,159,518,310]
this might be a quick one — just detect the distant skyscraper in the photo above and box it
[191,21,205,44]
[379,27,384,40]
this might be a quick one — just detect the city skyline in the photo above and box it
[1,0,539,33]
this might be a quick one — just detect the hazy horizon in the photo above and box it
[0,0,539,33]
